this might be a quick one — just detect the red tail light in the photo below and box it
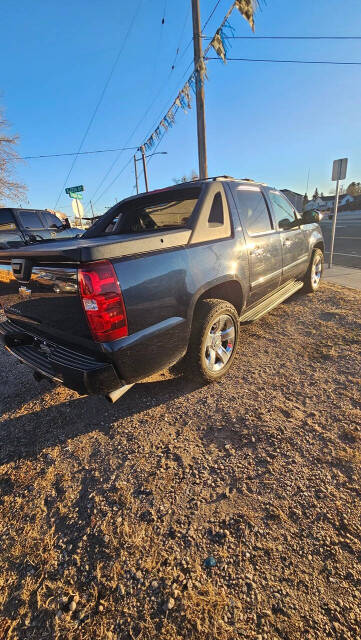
[78,260,128,342]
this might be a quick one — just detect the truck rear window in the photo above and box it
[120,198,198,233]
[84,187,201,237]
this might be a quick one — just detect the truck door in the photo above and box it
[0,209,25,248]
[267,191,309,282]
[16,210,51,242]
[230,183,282,304]
[40,211,68,239]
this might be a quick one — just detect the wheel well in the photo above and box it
[197,280,244,315]
[313,240,324,253]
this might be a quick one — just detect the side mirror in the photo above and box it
[301,209,322,224]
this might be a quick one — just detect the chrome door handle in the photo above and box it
[283,239,292,247]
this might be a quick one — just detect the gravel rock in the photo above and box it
[163,597,175,611]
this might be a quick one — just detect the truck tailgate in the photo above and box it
[0,229,191,350]
[0,262,95,350]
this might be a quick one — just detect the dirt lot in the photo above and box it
[0,282,360,640]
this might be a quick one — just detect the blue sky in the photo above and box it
[2,0,361,217]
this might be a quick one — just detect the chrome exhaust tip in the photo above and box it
[105,383,134,403]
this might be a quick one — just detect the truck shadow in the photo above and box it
[0,374,203,467]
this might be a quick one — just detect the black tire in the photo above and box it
[183,299,239,383]
[303,248,324,293]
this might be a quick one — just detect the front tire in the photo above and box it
[303,248,324,293]
[184,299,239,382]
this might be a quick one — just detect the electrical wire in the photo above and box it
[22,146,140,159]
[204,35,361,40]
[53,0,144,209]
[86,0,227,209]
[170,4,191,71]
[207,56,361,65]
[202,0,223,31]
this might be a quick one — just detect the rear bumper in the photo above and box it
[0,319,121,395]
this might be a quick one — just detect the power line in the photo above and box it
[170,4,191,71]
[205,35,361,40]
[202,0,223,31]
[53,0,143,209]
[207,56,361,65]
[22,146,140,159]
[87,0,225,209]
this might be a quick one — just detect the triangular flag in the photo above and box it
[235,0,255,31]
[211,33,226,63]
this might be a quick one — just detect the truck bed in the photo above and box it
[0,229,192,263]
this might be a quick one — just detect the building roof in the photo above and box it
[281,189,303,198]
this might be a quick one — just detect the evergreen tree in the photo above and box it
[313,188,319,200]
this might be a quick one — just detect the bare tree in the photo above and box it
[173,170,199,184]
[0,107,27,204]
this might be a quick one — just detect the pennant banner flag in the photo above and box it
[235,0,255,32]
[140,0,256,154]
[210,20,235,63]
[211,33,226,62]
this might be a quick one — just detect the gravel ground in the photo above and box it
[0,282,360,640]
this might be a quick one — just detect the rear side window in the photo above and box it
[0,209,16,231]
[18,211,44,229]
[208,193,224,225]
[42,212,63,228]
[235,188,272,235]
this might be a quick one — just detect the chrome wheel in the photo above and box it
[312,257,322,288]
[204,314,236,372]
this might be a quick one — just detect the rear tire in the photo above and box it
[183,299,239,383]
[303,248,324,293]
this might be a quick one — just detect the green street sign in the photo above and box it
[65,185,84,194]
[69,192,83,199]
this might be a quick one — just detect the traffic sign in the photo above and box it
[329,157,348,268]
[72,198,84,218]
[332,158,348,181]
[65,185,84,194]
[69,192,83,199]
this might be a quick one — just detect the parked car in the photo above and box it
[0,207,81,249]
[0,177,324,402]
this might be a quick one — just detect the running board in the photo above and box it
[239,280,304,323]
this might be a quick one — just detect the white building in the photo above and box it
[305,194,354,212]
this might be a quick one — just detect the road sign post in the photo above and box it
[329,158,348,269]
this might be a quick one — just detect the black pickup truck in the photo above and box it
[0,207,80,249]
[0,177,324,402]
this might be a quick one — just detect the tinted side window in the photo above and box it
[208,192,224,225]
[43,212,63,228]
[18,211,44,229]
[235,188,272,235]
[0,209,16,231]
[269,192,297,229]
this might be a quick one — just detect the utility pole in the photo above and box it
[191,0,208,179]
[141,145,149,192]
[134,153,139,194]
[90,200,95,218]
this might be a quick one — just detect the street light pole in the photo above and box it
[141,145,149,192]
[191,0,208,179]
[134,154,139,194]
